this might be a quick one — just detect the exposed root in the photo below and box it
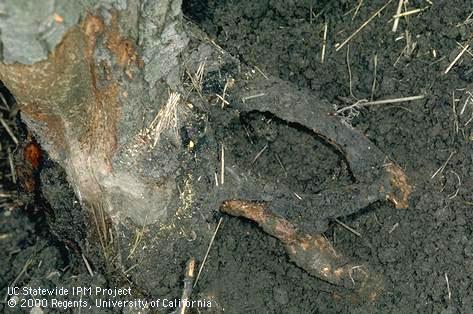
[220,200,384,301]
[177,257,196,314]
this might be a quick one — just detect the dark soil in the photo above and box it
[0,90,111,313]
[2,0,473,313]
[182,0,473,312]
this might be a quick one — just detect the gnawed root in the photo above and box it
[220,199,384,302]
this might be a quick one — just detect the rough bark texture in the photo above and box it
[0,0,189,227]
[0,0,411,299]
[0,0,202,286]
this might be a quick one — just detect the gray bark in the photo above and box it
[0,0,203,290]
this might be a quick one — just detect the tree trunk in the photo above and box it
[0,0,411,304]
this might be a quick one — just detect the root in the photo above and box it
[225,66,413,216]
[177,257,196,314]
[220,200,384,301]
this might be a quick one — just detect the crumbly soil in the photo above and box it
[183,0,473,312]
[2,0,473,313]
